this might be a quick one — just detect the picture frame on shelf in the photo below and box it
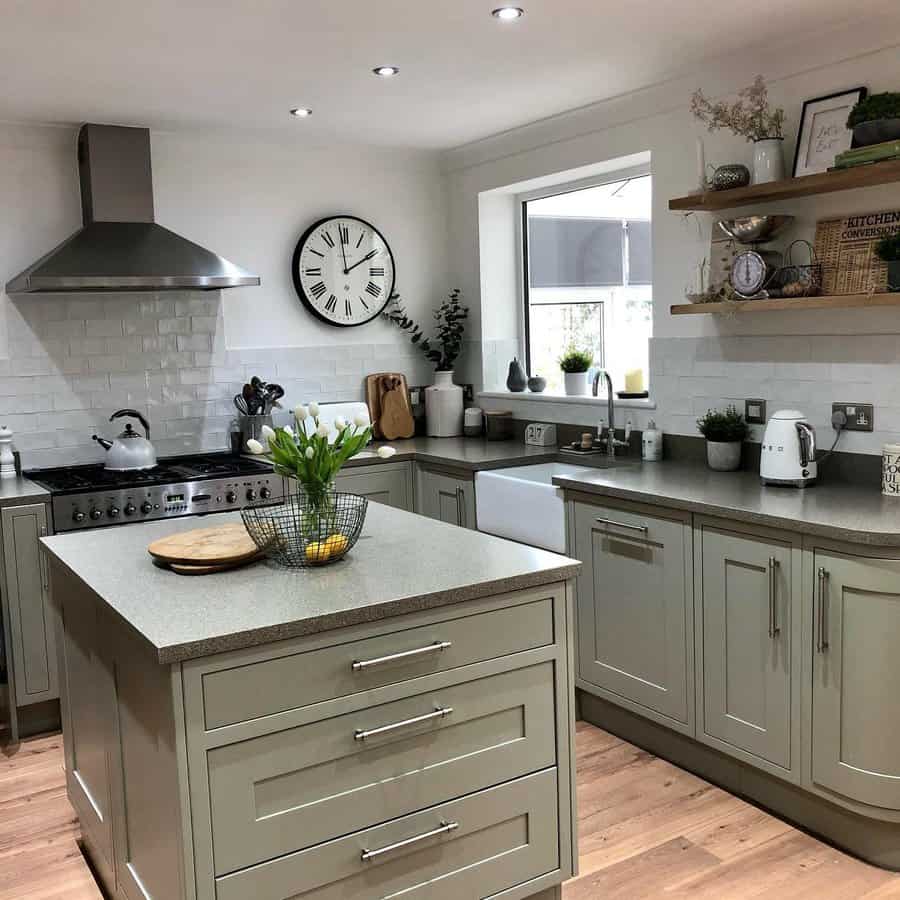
[793,87,867,177]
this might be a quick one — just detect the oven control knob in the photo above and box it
[72,510,86,524]
[225,491,237,504]
[140,501,153,514]
[259,486,272,500]
[124,503,136,516]
[89,509,103,521]
[246,488,258,502]
[108,506,120,519]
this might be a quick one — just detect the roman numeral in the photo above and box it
[370,267,385,277]
[359,296,369,310]
[345,298,352,317]
[325,294,337,313]
[322,231,335,248]
[309,249,324,258]
[365,282,382,298]
[339,225,349,245]
[305,267,322,276]
[355,232,365,248]
[310,281,326,299]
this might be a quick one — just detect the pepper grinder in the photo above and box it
[0,425,16,479]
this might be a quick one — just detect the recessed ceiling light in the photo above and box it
[372,66,400,78]
[492,6,525,19]
[289,107,313,118]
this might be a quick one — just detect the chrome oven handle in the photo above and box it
[361,820,459,862]
[352,641,452,672]
[595,517,648,535]
[354,705,453,742]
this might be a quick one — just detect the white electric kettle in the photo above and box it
[760,410,817,487]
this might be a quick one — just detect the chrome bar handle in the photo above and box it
[361,820,459,862]
[820,568,830,652]
[456,486,466,528]
[354,705,453,742]
[816,567,830,653]
[38,525,49,592]
[768,557,780,638]
[352,641,452,672]
[595,517,648,535]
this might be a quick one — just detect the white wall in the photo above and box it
[444,30,900,454]
[0,122,450,466]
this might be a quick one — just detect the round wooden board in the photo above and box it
[148,522,261,565]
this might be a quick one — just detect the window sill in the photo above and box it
[477,391,657,410]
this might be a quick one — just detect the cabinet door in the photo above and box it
[416,468,475,529]
[1,503,58,706]
[574,500,691,727]
[699,526,792,771]
[812,551,900,810]
[334,462,411,510]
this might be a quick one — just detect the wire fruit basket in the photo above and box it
[241,490,368,568]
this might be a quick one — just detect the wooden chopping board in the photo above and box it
[168,550,267,576]
[366,372,415,440]
[148,523,261,566]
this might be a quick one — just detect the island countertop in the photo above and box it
[41,502,580,664]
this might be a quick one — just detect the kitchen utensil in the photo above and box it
[365,373,413,439]
[148,522,262,566]
[242,383,257,414]
[760,410,817,487]
[265,382,285,413]
[379,375,415,440]
[92,409,157,471]
[234,393,250,415]
[717,215,794,244]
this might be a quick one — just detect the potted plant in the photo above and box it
[558,347,594,397]
[876,234,900,292]
[697,405,748,472]
[692,75,786,184]
[847,92,900,147]
[384,289,469,437]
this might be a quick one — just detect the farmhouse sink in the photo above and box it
[475,462,606,553]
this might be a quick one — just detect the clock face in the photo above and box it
[731,250,767,297]
[292,216,396,327]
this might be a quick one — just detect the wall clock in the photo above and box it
[291,215,396,327]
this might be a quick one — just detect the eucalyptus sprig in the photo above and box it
[383,289,468,371]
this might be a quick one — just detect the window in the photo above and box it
[522,173,652,396]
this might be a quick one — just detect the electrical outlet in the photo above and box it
[832,402,874,432]
[745,398,767,425]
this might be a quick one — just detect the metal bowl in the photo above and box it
[717,215,795,244]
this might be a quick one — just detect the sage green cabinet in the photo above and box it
[415,465,476,529]
[811,550,900,811]
[572,497,693,732]
[334,461,413,511]
[1,502,58,707]
[696,522,796,777]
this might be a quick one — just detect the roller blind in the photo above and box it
[528,217,623,288]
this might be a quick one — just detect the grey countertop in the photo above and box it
[0,475,50,507]
[41,503,580,665]
[553,461,900,547]
[342,437,558,471]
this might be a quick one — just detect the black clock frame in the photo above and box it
[291,214,396,328]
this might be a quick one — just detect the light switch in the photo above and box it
[745,398,767,425]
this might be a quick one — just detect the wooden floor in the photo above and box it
[2,724,899,899]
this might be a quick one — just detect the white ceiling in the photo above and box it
[0,0,897,150]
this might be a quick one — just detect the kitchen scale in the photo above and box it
[718,216,794,299]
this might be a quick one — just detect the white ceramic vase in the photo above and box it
[752,138,785,184]
[706,440,742,472]
[425,370,464,437]
[564,372,590,397]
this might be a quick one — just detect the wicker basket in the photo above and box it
[770,240,822,298]
[241,489,368,568]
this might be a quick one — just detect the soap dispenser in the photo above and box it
[642,419,663,461]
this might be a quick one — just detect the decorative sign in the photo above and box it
[813,209,900,295]
[883,444,900,498]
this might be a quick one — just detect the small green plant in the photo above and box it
[383,289,468,372]
[558,347,594,373]
[875,233,900,262]
[847,92,900,129]
[697,405,748,442]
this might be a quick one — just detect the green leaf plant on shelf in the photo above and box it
[382,289,469,372]
[876,233,900,292]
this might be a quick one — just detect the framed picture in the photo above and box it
[793,87,867,177]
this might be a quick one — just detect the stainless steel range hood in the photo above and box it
[6,124,260,293]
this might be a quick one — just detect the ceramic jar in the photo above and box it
[425,370,464,437]
[706,440,742,472]
[753,138,785,184]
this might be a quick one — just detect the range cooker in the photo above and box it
[26,453,284,533]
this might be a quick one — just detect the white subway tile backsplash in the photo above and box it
[85,319,125,338]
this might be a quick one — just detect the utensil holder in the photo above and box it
[238,414,274,451]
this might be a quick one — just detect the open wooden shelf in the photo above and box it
[671,292,900,315]
[668,158,900,212]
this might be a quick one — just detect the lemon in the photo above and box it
[324,533,349,557]
[305,540,330,563]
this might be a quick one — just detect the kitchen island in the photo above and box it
[41,503,580,900]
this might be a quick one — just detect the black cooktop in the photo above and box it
[25,453,272,495]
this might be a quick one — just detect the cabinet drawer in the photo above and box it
[208,660,556,875]
[201,589,555,729]
[215,768,559,900]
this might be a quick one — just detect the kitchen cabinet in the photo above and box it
[811,549,900,811]
[572,496,693,732]
[696,521,797,778]
[334,461,413,510]
[1,502,58,708]
[415,464,476,529]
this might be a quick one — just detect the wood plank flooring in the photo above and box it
[2,723,899,898]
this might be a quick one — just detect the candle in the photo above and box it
[625,369,644,393]
[696,136,706,191]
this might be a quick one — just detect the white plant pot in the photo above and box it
[706,440,742,472]
[425,370,464,437]
[753,138,785,184]
[564,372,590,396]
